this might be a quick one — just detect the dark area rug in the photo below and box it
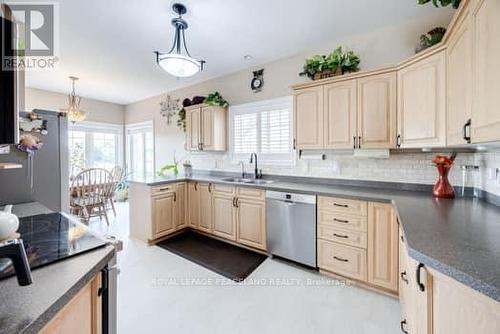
[156,231,267,282]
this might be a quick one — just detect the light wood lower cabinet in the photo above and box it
[188,182,200,229]
[236,197,266,251]
[318,196,398,295]
[129,182,187,243]
[198,183,213,233]
[367,202,398,293]
[212,190,237,241]
[40,273,101,334]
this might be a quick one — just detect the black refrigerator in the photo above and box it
[0,109,69,212]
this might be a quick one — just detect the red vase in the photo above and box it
[432,165,455,199]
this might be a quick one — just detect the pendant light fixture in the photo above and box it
[155,3,205,78]
[61,76,86,123]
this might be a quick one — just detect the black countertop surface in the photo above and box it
[130,173,500,301]
[0,204,115,334]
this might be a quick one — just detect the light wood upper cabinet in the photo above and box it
[324,80,357,149]
[397,50,446,148]
[185,104,227,151]
[447,5,473,146]
[174,182,187,229]
[367,202,398,293]
[212,192,237,241]
[198,183,213,233]
[186,108,201,150]
[187,182,200,229]
[471,0,500,143]
[294,86,324,150]
[357,72,397,149]
[236,198,266,251]
[152,193,175,237]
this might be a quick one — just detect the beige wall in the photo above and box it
[125,12,452,171]
[25,87,125,124]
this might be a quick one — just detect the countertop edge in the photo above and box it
[129,176,499,302]
[23,246,116,334]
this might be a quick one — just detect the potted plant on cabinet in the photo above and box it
[299,46,360,80]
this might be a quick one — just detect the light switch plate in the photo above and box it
[0,145,10,155]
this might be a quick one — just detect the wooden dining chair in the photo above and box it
[108,166,125,216]
[70,168,115,224]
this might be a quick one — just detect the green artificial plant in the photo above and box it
[417,0,461,9]
[205,92,229,108]
[300,47,360,80]
[157,151,182,176]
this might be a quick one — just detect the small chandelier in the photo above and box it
[61,76,86,123]
[154,3,205,78]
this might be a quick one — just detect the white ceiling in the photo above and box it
[17,0,452,105]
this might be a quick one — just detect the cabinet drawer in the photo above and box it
[151,184,175,196]
[236,187,265,200]
[318,240,367,281]
[318,211,367,232]
[318,196,367,216]
[212,184,235,195]
[318,225,367,249]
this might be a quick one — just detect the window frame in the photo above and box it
[229,96,295,166]
[68,121,124,174]
[125,120,155,178]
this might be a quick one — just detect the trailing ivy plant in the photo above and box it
[205,91,229,108]
[299,46,360,79]
[417,0,461,9]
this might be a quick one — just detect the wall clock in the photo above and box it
[251,69,264,92]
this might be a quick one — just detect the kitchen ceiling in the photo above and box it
[17,0,452,105]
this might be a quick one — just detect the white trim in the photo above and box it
[68,120,124,169]
[229,96,295,166]
[125,120,155,177]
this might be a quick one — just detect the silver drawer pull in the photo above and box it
[333,203,349,208]
[333,233,348,239]
[333,256,349,263]
[333,218,349,224]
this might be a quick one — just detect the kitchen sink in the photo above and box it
[221,177,274,185]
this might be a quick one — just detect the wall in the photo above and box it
[25,87,125,125]
[125,11,453,169]
[475,152,500,196]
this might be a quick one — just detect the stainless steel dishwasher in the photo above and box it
[266,191,317,267]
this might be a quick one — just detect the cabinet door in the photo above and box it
[152,193,175,237]
[447,6,473,146]
[397,50,446,148]
[236,198,266,250]
[201,106,214,150]
[367,202,398,292]
[198,183,212,233]
[187,182,200,229]
[174,183,187,230]
[212,193,236,240]
[324,80,357,149]
[471,0,500,143]
[357,72,396,149]
[186,108,201,150]
[407,258,433,334]
[294,86,324,150]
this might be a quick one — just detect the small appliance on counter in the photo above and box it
[0,204,19,240]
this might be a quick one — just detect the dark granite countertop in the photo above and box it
[130,173,500,301]
[0,202,116,334]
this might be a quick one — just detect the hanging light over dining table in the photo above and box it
[61,76,86,123]
[154,3,205,78]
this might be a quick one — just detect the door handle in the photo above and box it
[400,320,408,334]
[333,218,349,224]
[416,263,425,292]
[293,138,297,150]
[333,233,348,239]
[358,136,361,149]
[194,182,198,191]
[463,118,471,144]
[333,203,348,208]
[353,136,357,149]
[173,192,177,202]
[333,256,349,263]
[232,197,236,207]
[396,134,401,148]
[400,271,408,284]
[208,183,212,193]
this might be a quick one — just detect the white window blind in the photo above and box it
[230,96,294,164]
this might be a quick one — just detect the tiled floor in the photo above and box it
[88,202,401,334]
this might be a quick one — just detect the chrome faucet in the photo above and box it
[238,161,246,178]
[0,239,32,286]
[249,153,262,179]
